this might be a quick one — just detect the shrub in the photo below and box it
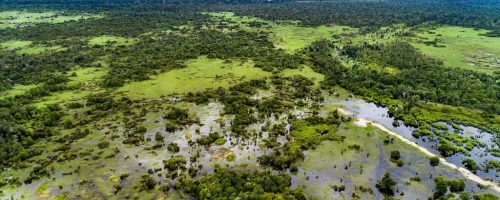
[376,173,396,196]
[429,156,440,167]
[167,143,180,153]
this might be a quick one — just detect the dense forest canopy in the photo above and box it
[3,0,500,30]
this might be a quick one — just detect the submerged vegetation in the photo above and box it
[0,0,499,199]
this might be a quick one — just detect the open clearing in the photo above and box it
[0,84,39,99]
[1,40,65,54]
[282,65,324,86]
[120,56,271,99]
[411,26,500,73]
[66,67,107,87]
[271,25,353,53]
[207,12,356,53]
[32,67,106,107]
[88,35,137,46]
[0,11,102,29]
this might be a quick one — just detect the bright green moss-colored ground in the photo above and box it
[88,35,137,46]
[207,12,270,25]
[1,40,32,48]
[32,67,106,107]
[207,12,356,53]
[32,89,95,107]
[120,56,271,99]
[66,67,107,87]
[0,11,102,29]
[411,26,500,73]
[282,65,324,86]
[270,25,353,53]
[0,84,39,99]
[1,40,66,55]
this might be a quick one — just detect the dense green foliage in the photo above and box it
[176,167,306,200]
[433,176,466,199]
[376,173,397,196]
[305,40,500,152]
[216,0,500,30]
[337,42,500,115]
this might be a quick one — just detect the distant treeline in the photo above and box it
[214,0,500,31]
[0,0,291,6]
[3,0,499,32]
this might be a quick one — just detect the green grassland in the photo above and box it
[0,40,32,48]
[1,40,66,55]
[120,56,271,99]
[0,66,106,106]
[88,35,137,46]
[32,67,106,107]
[32,87,94,108]
[0,84,39,99]
[207,12,356,53]
[411,26,500,73]
[271,25,353,53]
[344,24,409,45]
[207,12,272,25]
[0,11,102,29]
[282,65,325,86]
[66,67,107,87]
[333,24,500,74]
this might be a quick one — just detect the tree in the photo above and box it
[376,173,396,196]
[167,143,180,153]
[176,167,307,199]
[449,180,465,193]
[140,174,156,190]
[434,177,449,199]
[433,176,465,198]
[390,151,401,160]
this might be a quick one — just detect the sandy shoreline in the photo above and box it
[352,117,500,193]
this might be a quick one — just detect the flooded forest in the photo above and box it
[0,0,500,199]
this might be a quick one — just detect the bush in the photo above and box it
[163,155,186,171]
[197,132,222,146]
[165,122,178,132]
[167,143,180,153]
[462,158,480,173]
[175,167,306,199]
[429,156,440,167]
[376,173,396,196]
[390,151,401,160]
[97,141,110,149]
[140,175,155,190]
[433,176,465,198]
[213,138,226,146]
